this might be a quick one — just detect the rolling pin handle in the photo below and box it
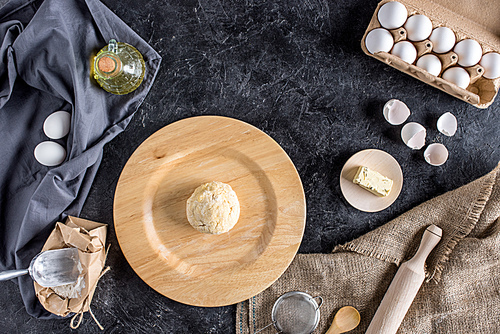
[365,224,442,334]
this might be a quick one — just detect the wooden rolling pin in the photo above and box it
[366,224,442,334]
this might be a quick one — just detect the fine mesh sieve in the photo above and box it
[255,291,323,334]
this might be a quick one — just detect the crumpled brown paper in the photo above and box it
[34,216,107,323]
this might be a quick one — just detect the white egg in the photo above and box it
[454,39,482,67]
[416,54,442,76]
[441,67,470,89]
[424,143,448,166]
[404,15,433,42]
[401,122,426,150]
[479,52,500,79]
[43,111,71,139]
[391,41,417,64]
[436,112,457,136]
[34,141,66,167]
[383,99,410,125]
[365,28,394,54]
[377,1,408,29]
[428,27,456,54]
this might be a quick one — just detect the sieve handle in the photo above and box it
[365,225,442,334]
[313,296,323,310]
[253,321,276,334]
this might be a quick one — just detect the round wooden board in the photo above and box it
[113,116,306,307]
[340,149,403,212]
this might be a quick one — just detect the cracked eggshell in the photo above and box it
[391,41,417,64]
[365,28,394,54]
[383,99,410,125]
[437,112,457,136]
[401,122,426,150]
[424,143,448,166]
[377,1,408,29]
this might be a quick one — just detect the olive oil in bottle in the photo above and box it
[92,39,145,95]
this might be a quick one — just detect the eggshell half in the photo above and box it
[437,112,457,136]
[424,143,448,166]
[383,99,410,125]
[401,122,426,150]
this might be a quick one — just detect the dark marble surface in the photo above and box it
[1,0,499,333]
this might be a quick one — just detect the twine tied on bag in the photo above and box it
[70,265,111,330]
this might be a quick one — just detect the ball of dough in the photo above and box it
[186,181,240,234]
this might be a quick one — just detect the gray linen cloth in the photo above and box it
[0,0,161,318]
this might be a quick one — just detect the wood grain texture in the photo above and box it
[340,149,403,212]
[365,225,442,334]
[325,306,360,334]
[113,116,306,307]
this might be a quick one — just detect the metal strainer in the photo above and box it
[255,291,323,334]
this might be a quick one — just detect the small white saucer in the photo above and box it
[340,149,403,212]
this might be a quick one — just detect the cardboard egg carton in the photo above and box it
[361,0,500,108]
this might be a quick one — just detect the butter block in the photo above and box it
[352,166,393,197]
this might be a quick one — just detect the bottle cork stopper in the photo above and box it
[98,56,116,73]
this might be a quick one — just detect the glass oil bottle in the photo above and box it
[92,39,145,95]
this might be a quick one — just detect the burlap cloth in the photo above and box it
[237,163,500,334]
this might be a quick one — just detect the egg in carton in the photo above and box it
[362,0,500,108]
